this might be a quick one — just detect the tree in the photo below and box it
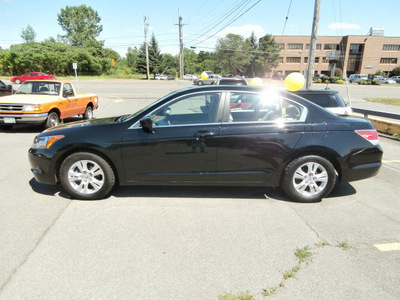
[126,47,139,70]
[215,33,251,75]
[257,34,281,76]
[57,5,103,47]
[148,34,163,74]
[20,25,36,43]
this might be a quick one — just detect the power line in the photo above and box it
[281,0,293,35]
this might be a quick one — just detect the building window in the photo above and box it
[347,57,358,64]
[306,44,321,50]
[382,44,400,51]
[324,44,339,50]
[322,57,329,63]
[380,58,398,64]
[276,43,285,50]
[286,57,301,63]
[304,57,320,63]
[287,43,303,50]
[349,44,364,54]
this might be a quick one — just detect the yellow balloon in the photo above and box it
[201,72,209,80]
[284,72,305,91]
[250,77,264,86]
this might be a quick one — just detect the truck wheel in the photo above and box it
[59,152,115,200]
[281,155,336,203]
[83,106,93,119]
[45,112,60,128]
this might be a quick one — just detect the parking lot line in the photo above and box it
[374,243,400,252]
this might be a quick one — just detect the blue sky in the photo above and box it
[1,0,399,57]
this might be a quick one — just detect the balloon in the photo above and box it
[250,77,264,86]
[284,72,305,91]
[201,72,209,80]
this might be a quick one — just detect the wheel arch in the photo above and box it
[278,146,343,184]
[54,147,120,186]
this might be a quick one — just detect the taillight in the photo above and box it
[355,129,379,145]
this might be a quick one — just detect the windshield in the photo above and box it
[16,81,61,95]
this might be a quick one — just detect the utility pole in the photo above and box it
[175,10,185,80]
[305,0,321,89]
[144,16,150,80]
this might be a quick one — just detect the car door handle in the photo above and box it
[194,131,215,138]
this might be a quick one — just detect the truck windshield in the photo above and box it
[16,82,61,95]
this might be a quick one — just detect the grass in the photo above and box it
[337,241,352,250]
[363,97,400,106]
[218,292,254,300]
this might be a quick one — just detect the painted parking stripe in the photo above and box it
[374,243,400,252]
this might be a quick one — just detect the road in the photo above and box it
[0,80,399,299]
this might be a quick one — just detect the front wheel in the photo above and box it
[59,152,115,200]
[197,80,203,86]
[281,155,336,203]
[45,111,60,128]
[83,106,93,119]
[15,79,21,84]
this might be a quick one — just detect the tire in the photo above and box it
[45,111,60,128]
[83,106,93,119]
[281,155,336,203]
[197,80,203,86]
[15,79,21,84]
[59,152,115,200]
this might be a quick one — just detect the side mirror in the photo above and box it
[140,116,155,134]
[6,85,12,91]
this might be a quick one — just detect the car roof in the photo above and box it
[292,89,338,95]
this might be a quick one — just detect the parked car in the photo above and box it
[183,74,198,80]
[292,89,352,116]
[29,85,382,203]
[348,74,368,83]
[0,80,14,97]
[215,78,248,85]
[373,75,396,84]
[11,72,55,84]
[154,74,168,80]
[390,75,400,83]
[193,74,221,85]
[0,80,98,130]
[167,75,175,80]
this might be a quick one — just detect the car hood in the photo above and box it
[0,94,61,104]
[43,116,118,133]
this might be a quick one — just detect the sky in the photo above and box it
[1,0,399,57]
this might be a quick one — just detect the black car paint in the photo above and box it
[29,85,382,191]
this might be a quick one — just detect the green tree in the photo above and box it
[57,4,103,47]
[215,33,251,75]
[20,25,36,43]
[126,47,139,70]
[149,34,163,75]
[183,48,198,74]
[257,34,281,76]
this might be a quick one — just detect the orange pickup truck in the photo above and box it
[0,80,98,130]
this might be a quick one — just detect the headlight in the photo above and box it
[31,135,64,149]
[25,104,43,112]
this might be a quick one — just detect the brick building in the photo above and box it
[272,28,400,77]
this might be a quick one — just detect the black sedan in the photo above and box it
[28,85,382,202]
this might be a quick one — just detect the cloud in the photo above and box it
[329,23,360,30]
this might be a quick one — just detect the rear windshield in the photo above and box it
[219,79,247,85]
[300,93,346,108]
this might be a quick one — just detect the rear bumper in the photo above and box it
[0,113,48,124]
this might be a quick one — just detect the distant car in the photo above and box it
[167,75,175,80]
[292,89,352,116]
[183,74,198,80]
[215,78,247,85]
[28,85,382,203]
[390,75,400,83]
[11,72,55,84]
[154,74,168,80]
[0,80,14,97]
[193,74,221,86]
[348,74,368,83]
[374,76,396,84]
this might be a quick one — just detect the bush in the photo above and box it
[336,80,344,84]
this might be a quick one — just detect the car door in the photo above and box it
[120,91,224,182]
[217,91,306,183]
[61,83,80,118]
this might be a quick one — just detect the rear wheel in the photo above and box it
[281,155,336,203]
[83,106,93,119]
[59,152,115,200]
[45,111,60,128]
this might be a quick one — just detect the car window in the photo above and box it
[229,91,305,122]
[299,93,341,108]
[63,83,75,97]
[0,81,5,89]
[151,92,221,126]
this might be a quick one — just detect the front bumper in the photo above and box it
[0,113,48,125]
[28,148,58,185]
